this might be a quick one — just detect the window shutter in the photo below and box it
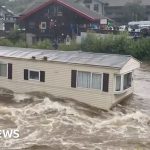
[103,73,109,92]
[8,63,12,79]
[71,70,77,88]
[40,71,45,82]
[24,69,28,80]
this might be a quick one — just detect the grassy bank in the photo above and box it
[0,32,150,60]
[80,33,150,60]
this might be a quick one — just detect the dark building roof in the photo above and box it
[0,6,15,16]
[0,46,135,69]
[20,0,50,15]
[104,0,150,7]
[20,0,102,21]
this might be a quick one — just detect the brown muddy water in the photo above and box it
[0,62,150,150]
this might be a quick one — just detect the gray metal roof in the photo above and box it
[0,46,132,69]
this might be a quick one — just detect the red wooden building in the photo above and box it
[19,0,106,44]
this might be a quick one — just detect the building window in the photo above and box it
[77,71,102,90]
[29,70,40,81]
[94,4,99,12]
[85,5,90,9]
[40,22,46,29]
[0,63,7,77]
[57,6,63,16]
[115,72,132,92]
[123,72,132,90]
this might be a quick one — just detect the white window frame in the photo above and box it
[123,72,132,90]
[40,22,46,29]
[114,74,122,92]
[76,71,91,89]
[0,63,8,78]
[28,69,40,81]
[114,72,132,94]
[76,70,103,90]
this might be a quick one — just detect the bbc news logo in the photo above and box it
[0,129,20,139]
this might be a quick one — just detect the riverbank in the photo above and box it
[0,32,150,60]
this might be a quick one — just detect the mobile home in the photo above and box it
[0,46,140,110]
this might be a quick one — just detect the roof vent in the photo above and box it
[43,56,48,61]
[32,56,36,60]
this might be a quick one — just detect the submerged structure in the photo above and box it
[0,46,140,110]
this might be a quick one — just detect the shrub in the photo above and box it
[31,39,53,49]
[80,32,130,54]
[59,40,80,51]
[7,29,25,42]
[81,33,98,52]
[15,40,27,48]
[80,32,150,60]
[0,38,14,47]
[112,32,130,54]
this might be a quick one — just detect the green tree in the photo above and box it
[123,0,146,22]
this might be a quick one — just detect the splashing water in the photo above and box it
[0,62,150,150]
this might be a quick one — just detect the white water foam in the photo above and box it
[13,93,32,103]
[0,93,150,150]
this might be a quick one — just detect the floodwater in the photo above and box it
[0,62,150,150]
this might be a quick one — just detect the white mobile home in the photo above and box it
[0,46,140,110]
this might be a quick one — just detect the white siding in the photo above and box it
[113,58,140,105]
[113,87,133,105]
[120,58,140,74]
[0,57,121,110]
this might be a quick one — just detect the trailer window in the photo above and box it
[115,75,121,91]
[123,72,132,90]
[92,73,102,89]
[77,71,102,90]
[77,71,91,88]
[0,63,7,77]
[29,70,40,81]
[115,72,132,92]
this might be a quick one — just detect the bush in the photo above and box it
[0,38,14,47]
[127,38,150,59]
[31,39,53,49]
[15,40,27,48]
[7,29,25,42]
[59,40,80,51]
[81,33,98,52]
[112,33,130,54]
[80,32,150,60]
